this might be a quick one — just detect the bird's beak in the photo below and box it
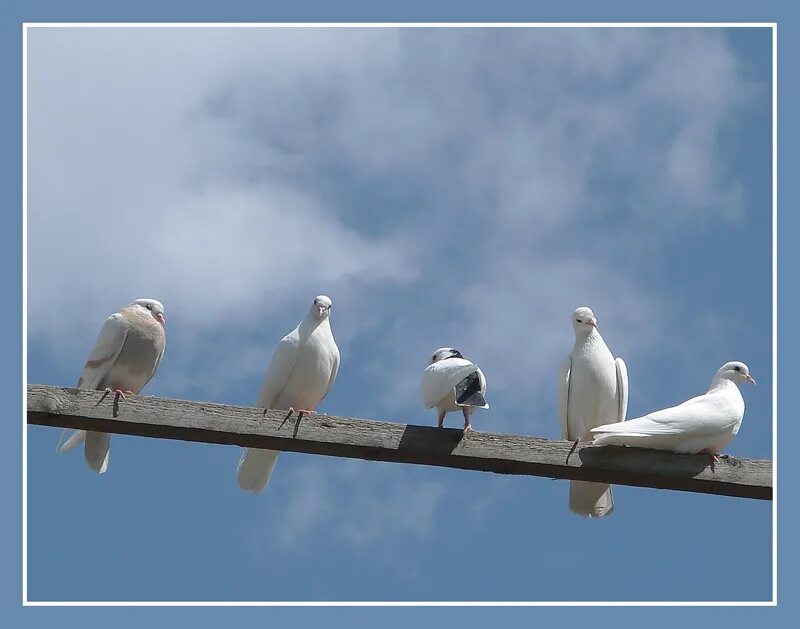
[317,306,326,317]
[588,318,597,328]
[156,313,165,325]
[745,374,756,385]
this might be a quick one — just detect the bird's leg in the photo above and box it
[437,410,446,429]
[462,408,473,432]
[97,388,131,405]
[279,408,315,435]
[698,448,721,463]
[98,387,127,405]
[566,439,580,463]
[96,388,132,418]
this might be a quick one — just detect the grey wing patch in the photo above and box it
[454,371,487,408]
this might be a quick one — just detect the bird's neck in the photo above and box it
[708,376,738,393]
[299,316,329,337]
[574,328,602,350]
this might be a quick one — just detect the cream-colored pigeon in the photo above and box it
[237,295,340,493]
[58,298,166,473]
[591,361,754,460]
[421,347,489,431]
[559,306,628,517]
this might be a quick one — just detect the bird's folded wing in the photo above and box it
[321,346,340,402]
[615,357,629,423]
[592,394,733,437]
[76,312,130,390]
[147,339,166,389]
[421,360,476,409]
[558,356,572,440]
[256,331,300,409]
[454,368,489,409]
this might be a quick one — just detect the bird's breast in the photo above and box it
[99,324,163,393]
[274,332,337,410]
[567,351,619,433]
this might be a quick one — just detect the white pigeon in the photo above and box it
[58,298,166,473]
[591,361,755,460]
[421,347,489,432]
[237,295,340,493]
[558,306,628,517]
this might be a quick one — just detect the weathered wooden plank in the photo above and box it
[26,384,772,500]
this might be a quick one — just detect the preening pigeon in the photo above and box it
[57,298,166,473]
[558,307,628,517]
[591,361,754,461]
[237,295,340,493]
[421,347,489,432]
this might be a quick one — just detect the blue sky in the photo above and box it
[25,26,772,602]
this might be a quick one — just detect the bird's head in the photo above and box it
[717,361,756,385]
[571,306,597,334]
[131,298,165,325]
[429,347,463,365]
[310,295,333,320]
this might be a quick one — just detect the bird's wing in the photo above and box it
[76,312,130,390]
[147,337,167,390]
[592,392,733,437]
[558,356,572,440]
[321,343,340,402]
[421,358,476,409]
[475,367,489,408]
[454,366,489,409]
[59,312,130,455]
[615,357,629,423]
[255,328,301,409]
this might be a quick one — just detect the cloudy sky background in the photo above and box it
[26,26,772,601]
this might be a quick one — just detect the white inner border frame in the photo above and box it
[21,21,779,607]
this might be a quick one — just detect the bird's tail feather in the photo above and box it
[569,481,614,518]
[237,448,279,493]
[57,429,86,454]
[84,431,110,474]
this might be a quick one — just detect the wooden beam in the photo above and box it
[26,384,772,500]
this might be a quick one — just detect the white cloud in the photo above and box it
[252,458,446,552]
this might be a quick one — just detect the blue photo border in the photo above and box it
[3,0,796,624]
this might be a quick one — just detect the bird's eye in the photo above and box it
[146,304,153,311]
[734,366,741,372]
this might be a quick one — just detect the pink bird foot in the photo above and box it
[287,407,315,419]
[97,388,132,417]
[97,387,132,403]
[698,449,721,464]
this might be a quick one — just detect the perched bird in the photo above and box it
[237,295,340,493]
[591,361,755,461]
[558,306,628,517]
[421,347,489,432]
[57,298,166,473]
